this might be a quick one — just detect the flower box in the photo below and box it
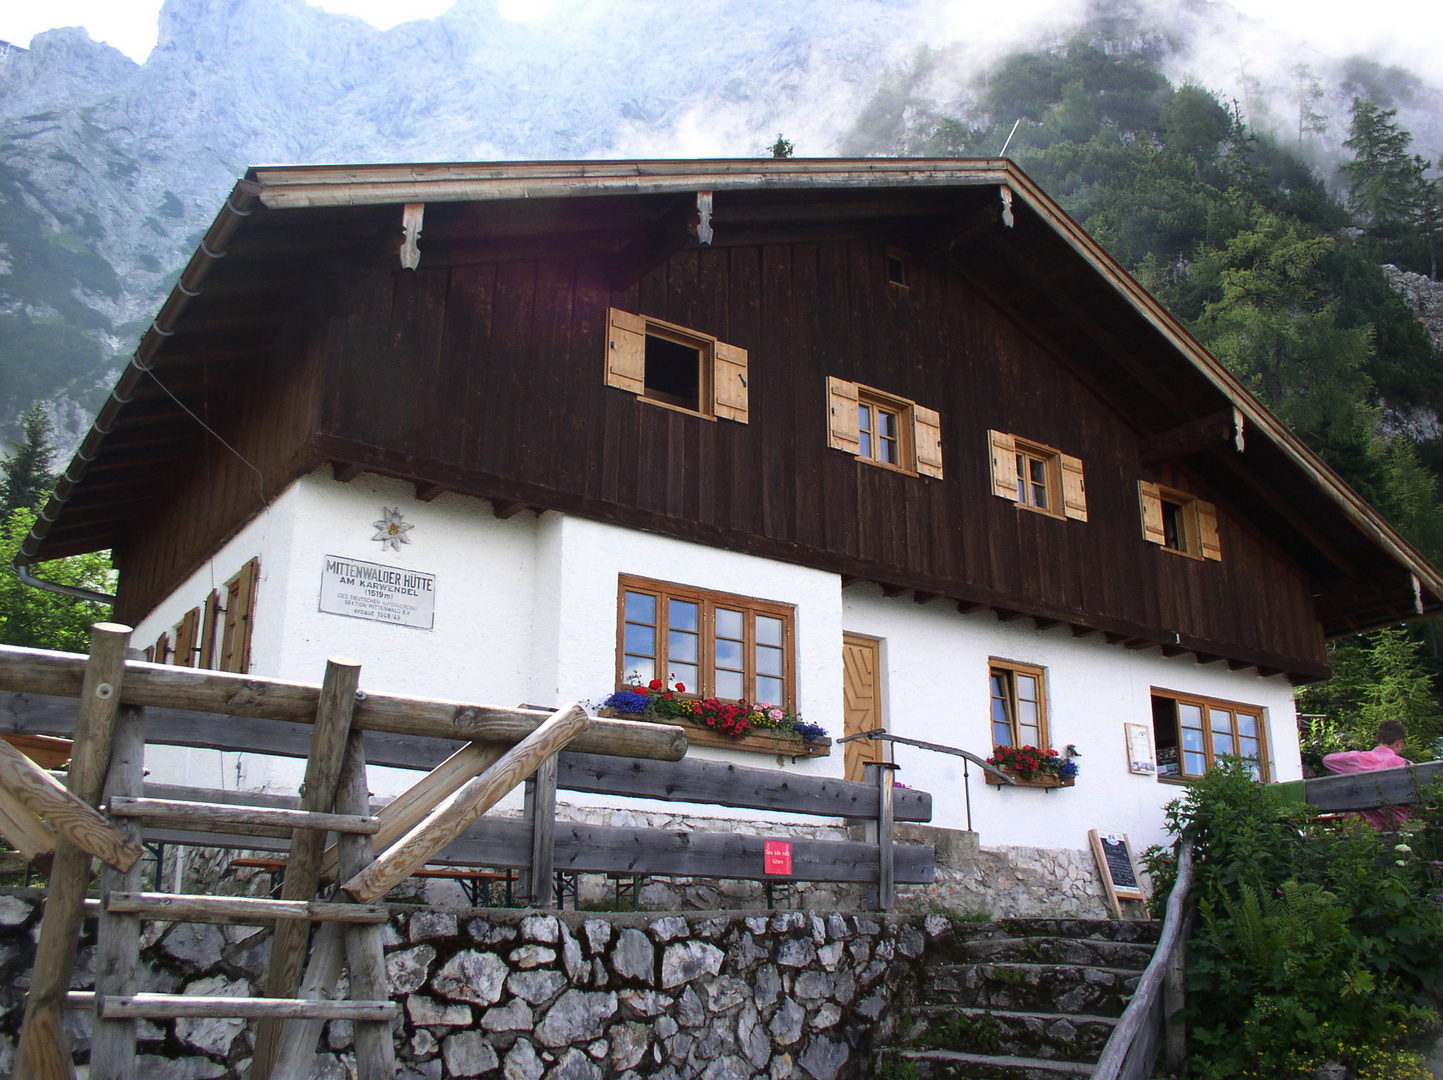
[599,710,831,757]
[984,768,1075,789]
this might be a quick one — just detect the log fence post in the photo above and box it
[523,754,558,908]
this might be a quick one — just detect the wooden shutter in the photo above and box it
[606,308,646,395]
[153,632,171,666]
[1138,482,1166,545]
[827,377,861,453]
[199,589,220,668]
[913,406,944,479]
[713,341,749,423]
[988,430,1018,500]
[1060,454,1087,521]
[173,607,200,668]
[842,634,885,783]
[220,557,260,674]
[1197,499,1222,561]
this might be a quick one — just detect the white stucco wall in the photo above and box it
[842,583,1302,854]
[132,468,1302,856]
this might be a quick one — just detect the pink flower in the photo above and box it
[768,708,783,721]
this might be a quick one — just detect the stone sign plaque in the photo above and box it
[320,555,435,630]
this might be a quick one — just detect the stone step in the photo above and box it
[924,962,1142,1017]
[945,935,1155,971]
[902,1006,1118,1064]
[883,1048,1096,1078]
[947,919,1159,946]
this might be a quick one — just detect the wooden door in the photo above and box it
[842,633,885,783]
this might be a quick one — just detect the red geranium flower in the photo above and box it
[648,679,663,690]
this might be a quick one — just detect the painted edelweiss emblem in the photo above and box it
[371,506,413,551]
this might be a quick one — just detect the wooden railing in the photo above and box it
[0,643,934,907]
[1092,839,1194,1080]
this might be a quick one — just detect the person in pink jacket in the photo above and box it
[1322,719,1412,829]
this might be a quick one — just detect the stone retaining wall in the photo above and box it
[0,890,958,1080]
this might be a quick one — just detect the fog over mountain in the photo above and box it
[1,0,1440,445]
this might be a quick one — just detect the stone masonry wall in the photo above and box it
[0,891,955,1080]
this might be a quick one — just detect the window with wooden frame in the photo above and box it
[988,430,1086,520]
[617,575,794,708]
[989,660,1048,748]
[218,557,260,674]
[1138,482,1221,561]
[885,246,910,289]
[1151,690,1267,781]
[605,308,748,422]
[827,377,943,478]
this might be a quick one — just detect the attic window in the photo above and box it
[988,430,1087,521]
[1138,482,1221,561]
[827,377,943,478]
[606,308,748,422]
[885,248,910,288]
[644,332,704,412]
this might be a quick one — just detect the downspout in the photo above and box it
[12,178,265,607]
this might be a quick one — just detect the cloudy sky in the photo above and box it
[0,0,1438,84]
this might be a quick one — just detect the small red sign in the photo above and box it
[763,840,793,876]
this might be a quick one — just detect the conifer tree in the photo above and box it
[1340,97,1430,236]
[1,403,58,515]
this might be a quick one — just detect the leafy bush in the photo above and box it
[1147,760,1443,1078]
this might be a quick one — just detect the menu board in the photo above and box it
[1089,829,1147,919]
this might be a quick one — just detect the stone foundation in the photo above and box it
[0,891,959,1080]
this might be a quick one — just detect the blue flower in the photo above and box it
[1058,758,1080,779]
[602,691,650,714]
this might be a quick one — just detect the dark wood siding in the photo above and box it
[113,312,325,624]
[302,236,1323,671]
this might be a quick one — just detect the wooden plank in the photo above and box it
[1301,761,1443,812]
[523,755,558,908]
[97,996,397,1021]
[16,623,131,1080]
[0,738,143,871]
[268,924,347,1080]
[0,647,687,761]
[91,700,145,1080]
[1138,407,1240,466]
[0,778,56,861]
[108,796,379,834]
[252,657,362,1080]
[105,893,390,924]
[318,739,508,880]
[554,750,933,822]
[875,763,896,911]
[343,703,591,902]
[335,730,396,1080]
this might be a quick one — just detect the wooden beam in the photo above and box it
[97,996,397,1022]
[0,738,142,871]
[994,609,1024,622]
[415,482,446,502]
[342,704,591,903]
[107,797,378,835]
[252,658,362,1080]
[1033,618,1059,631]
[104,893,389,925]
[879,585,908,599]
[329,463,364,483]
[1302,760,1443,812]
[1138,407,1243,466]
[956,600,984,615]
[492,499,526,519]
[1069,624,1095,638]
[0,646,688,762]
[1124,639,1154,651]
[16,623,131,1080]
[911,592,939,605]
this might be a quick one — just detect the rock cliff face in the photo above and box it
[1383,264,1443,348]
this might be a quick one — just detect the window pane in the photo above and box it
[716,608,744,640]
[624,592,656,624]
[1184,750,1207,775]
[669,630,698,663]
[993,720,1014,746]
[1182,727,1205,752]
[858,405,873,459]
[669,662,697,690]
[877,410,897,439]
[716,669,744,699]
[756,645,783,677]
[1015,454,1027,501]
[623,656,654,683]
[756,617,783,647]
[1237,714,1259,738]
[1178,703,1204,729]
[757,676,784,704]
[1029,457,1049,508]
[1238,735,1260,762]
[624,624,655,656]
[715,637,743,669]
[669,600,699,632]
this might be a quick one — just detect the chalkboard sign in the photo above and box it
[1089,829,1146,919]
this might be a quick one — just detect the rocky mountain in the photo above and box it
[1,0,1440,446]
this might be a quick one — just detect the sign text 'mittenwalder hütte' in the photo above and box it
[320,555,436,630]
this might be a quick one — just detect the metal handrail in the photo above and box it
[1092,837,1195,1080]
[837,728,1017,783]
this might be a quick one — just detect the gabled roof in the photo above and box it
[19,158,1443,637]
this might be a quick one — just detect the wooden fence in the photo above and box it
[0,641,935,901]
